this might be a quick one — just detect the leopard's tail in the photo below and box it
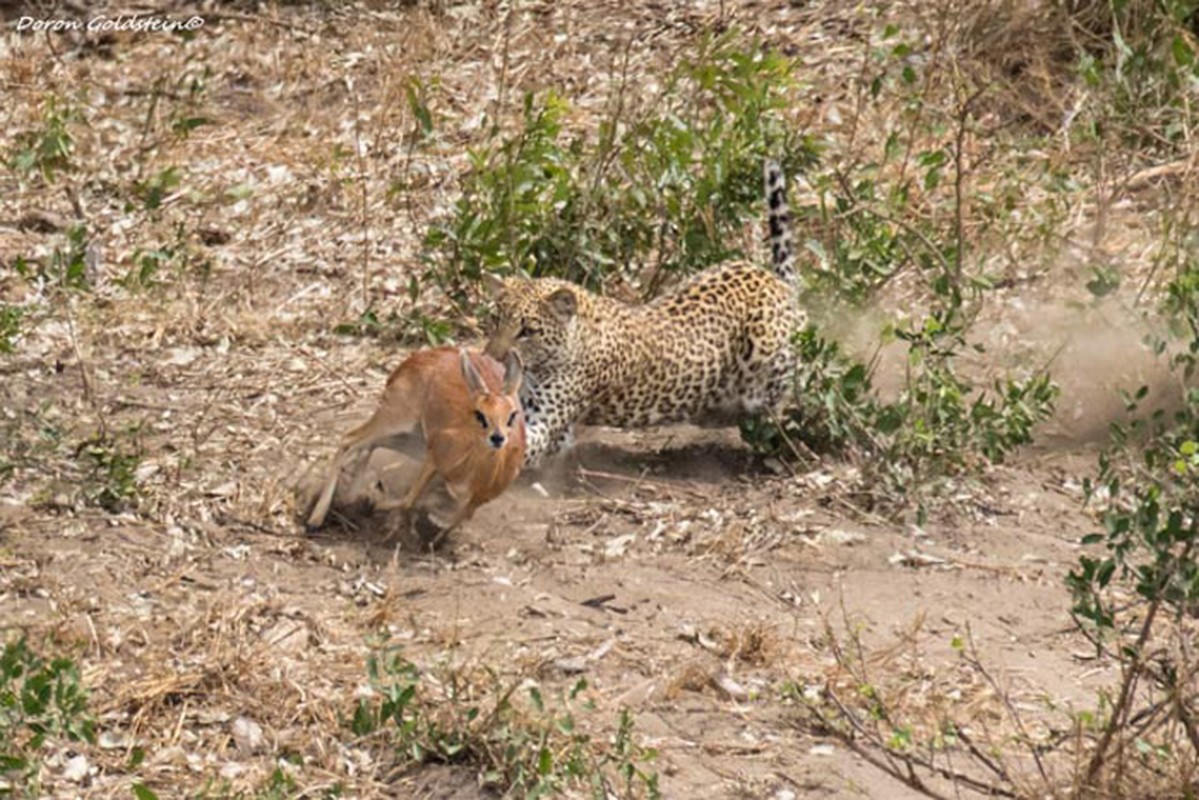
[764,159,796,287]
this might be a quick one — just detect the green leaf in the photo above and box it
[917,149,947,168]
[1097,559,1116,588]
[131,784,160,800]
[171,116,211,136]
[0,754,29,772]
[1173,36,1194,67]
[1086,266,1120,298]
[407,84,433,138]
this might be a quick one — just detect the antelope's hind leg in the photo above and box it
[305,384,421,529]
[374,458,438,513]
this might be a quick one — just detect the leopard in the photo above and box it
[482,160,805,466]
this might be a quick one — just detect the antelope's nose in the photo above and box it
[489,432,506,449]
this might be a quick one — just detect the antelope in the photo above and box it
[306,347,526,541]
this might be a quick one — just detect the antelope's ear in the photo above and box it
[460,349,488,395]
[481,272,506,296]
[501,350,523,396]
[544,287,576,322]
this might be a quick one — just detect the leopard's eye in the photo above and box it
[518,325,539,340]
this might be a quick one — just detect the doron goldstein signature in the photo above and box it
[15,14,206,34]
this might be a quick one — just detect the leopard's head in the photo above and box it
[483,274,580,375]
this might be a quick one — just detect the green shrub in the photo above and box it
[1066,258,1199,795]
[743,318,1057,501]
[5,98,79,184]
[886,309,1058,477]
[736,14,1059,500]
[78,437,142,512]
[1070,0,1199,154]
[13,224,91,291]
[1073,259,1199,635]
[423,31,816,304]
[0,306,22,355]
[352,645,659,798]
[0,638,95,797]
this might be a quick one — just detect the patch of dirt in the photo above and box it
[2,409,1110,797]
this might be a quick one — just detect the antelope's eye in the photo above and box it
[474,411,488,428]
[507,411,518,426]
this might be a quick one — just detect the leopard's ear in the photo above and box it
[481,272,506,296]
[544,287,577,322]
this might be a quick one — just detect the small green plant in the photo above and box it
[404,75,435,144]
[169,65,213,139]
[883,309,1058,483]
[114,216,210,290]
[131,166,183,212]
[332,308,384,339]
[255,767,300,799]
[0,305,23,354]
[77,436,142,512]
[790,618,1041,798]
[184,761,318,800]
[352,646,659,798]
[0,638,95,797]
[122,234,190,289]
[3,409,143,516]
[6,98,79,183]
[331,302,453,345]
[14,224,90,291]
[401,312,454,346]
[124,247,176,289]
